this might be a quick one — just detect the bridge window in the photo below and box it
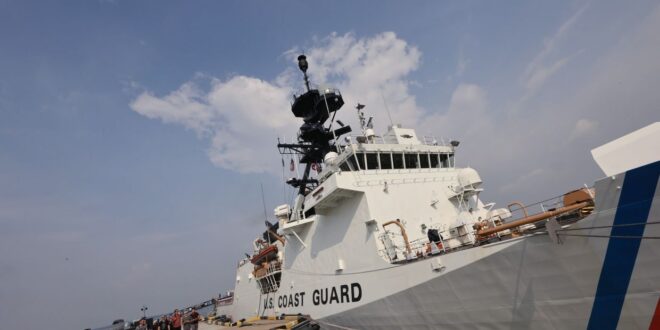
[366,153,379,170]
[392,153,404,169]
[356,153,365,170]
[341,154,359,171]
[380,152,392,169]
[420,153,430,168]
[430,154,440,168]
[440,154,449,168]
[405,153,419,169]
[338,152,452,171]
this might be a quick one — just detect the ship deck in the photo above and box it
[201,315,318,330]
[200,320,289,330]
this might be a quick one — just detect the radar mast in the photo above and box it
[277,55,352,218]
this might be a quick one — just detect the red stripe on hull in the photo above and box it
[650,297,660,330]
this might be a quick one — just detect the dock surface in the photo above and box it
[199,319,290,330]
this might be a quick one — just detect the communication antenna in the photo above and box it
[260,182,272,244]
[380,90,394,127]
[356,103,367,134]
[260,182,269,223]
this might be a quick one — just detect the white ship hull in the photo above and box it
[215,57,660,329]
[218,161,660,329]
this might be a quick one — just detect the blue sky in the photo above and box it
[1,1,659,329]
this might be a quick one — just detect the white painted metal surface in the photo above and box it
[591,122,660,177]
[212,123,660,329]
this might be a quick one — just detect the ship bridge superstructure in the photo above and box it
[320,126,456,179]
[280,120,490,263]
[274,55,499,266]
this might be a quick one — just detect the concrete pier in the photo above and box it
[199,319,290,330]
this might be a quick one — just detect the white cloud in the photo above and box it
[130,6,660,206]
[448,84,487,116]
[521,3,590,95]
[416,3,660,204]
[483,3,660,201]
[525,56,571,92]
[131,81,215,135]
[130,75,297,173]
[421,83,490,139]
[559,3,660,143]
[569,118,599,140]
[304,32,423,128]
[130,32,422,173]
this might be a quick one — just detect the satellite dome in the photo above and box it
[458,167,482,189]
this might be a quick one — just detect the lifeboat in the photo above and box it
[250,244,278,265]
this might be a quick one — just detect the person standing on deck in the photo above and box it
[170,309,182,330]
[157,315,169,330]
[136,318,148,330]
[190,308,200,330]
[183,308,200,330]
[182,308,191,330]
